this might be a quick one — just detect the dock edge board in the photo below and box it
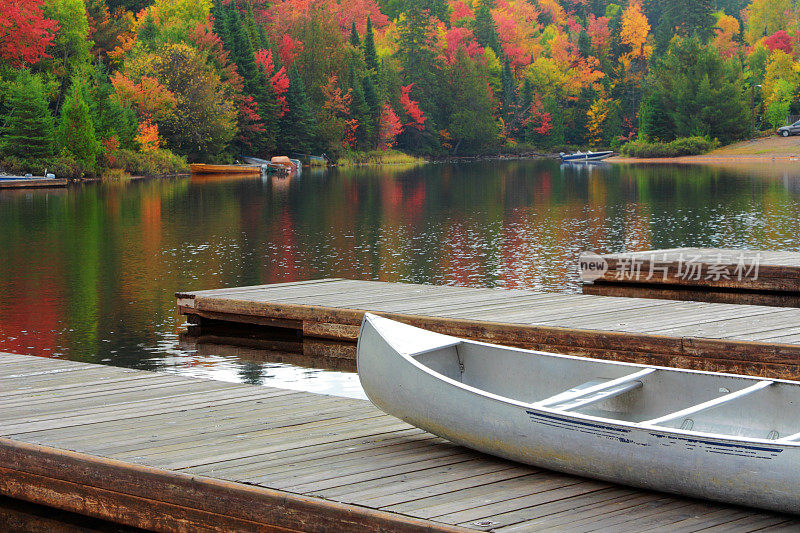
[0,437,469,533]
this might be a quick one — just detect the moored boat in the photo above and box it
[189,163,262,174]
[357,313,800,513]
[560,150,613,162]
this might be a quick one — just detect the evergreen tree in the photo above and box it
[57,77,100,167]
[653,0,715,43]
[1,71,55,160]
[278,66,316,153]
[227,8,259,91]
[210,0,230,46]
[475,4,502,57]
[243,2,267,51]
[218,2,278,155]
[395,1,439,118]
[363,16,379,76]
[362,74,381,146]
[89,63,138,148]
[641,36,750,143]
[500,60,518,129]
[442,49,499,153]
[520,77,533,128]
[578,30,592,58]
[349,68,372,147]
[349,22,360,47]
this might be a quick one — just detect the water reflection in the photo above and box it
[1,160,799,395]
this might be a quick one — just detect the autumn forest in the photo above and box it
[0,0,796,175]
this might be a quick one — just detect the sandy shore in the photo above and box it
[609,154,800,164]
[610,135,800,164]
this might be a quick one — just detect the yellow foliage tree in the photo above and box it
[744,0,795,45]
[620,0,651,61]
[763,50,799,103]
[711,14,740,59]
[587,95,610,147]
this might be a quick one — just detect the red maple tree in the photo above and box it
[0,0,59,67]
[399,84,426,130]
[764,30,793,54]
[378,104,403,149]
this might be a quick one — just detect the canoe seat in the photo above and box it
[536,368,656,411]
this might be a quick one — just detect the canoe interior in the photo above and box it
[414,341,800,440]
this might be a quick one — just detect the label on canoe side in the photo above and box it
[525,410,783,460]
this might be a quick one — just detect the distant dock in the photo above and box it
[1,352,796,531]
[0,177,68,189]
[178,278,800,380]
[583,248,800,307]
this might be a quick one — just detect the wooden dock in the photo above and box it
[0,177,69,189]
[1,352,797,532]
[178,278,800,380]
[582,248,800,307]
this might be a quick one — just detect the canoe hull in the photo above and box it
[189,164,261,174]
[560,151,613,162]
[357,314,800,513]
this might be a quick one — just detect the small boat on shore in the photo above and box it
[291,153,329,166]
[357,313,800,513]
[560,150,613,162]
[270,156,302,175]
[0,174,68,189]
[189,163,262,175]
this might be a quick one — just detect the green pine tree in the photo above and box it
[349,22,361,47]
[1,71,55,160]
[349,68,372,147]
[500,60,517,127]
[220,3,278,155]
[211,0,230,46]
[578,30,591,58]
[662,0,715,41]
[362,74,381,147]
[226,8,259,93]
[475,4,502,57]
[363,17,379,76]
[278,66,316,153]
[244,2,267,50]
[57,77,100,167]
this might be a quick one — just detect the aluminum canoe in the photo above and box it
[356,313,800,513]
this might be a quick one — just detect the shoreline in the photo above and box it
[609,154,800,164]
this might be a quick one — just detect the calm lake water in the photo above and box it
[2,159,800,397]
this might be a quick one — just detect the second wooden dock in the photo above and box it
[178,278,800,380]
[582,248,800,307]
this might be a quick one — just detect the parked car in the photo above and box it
[777,120,800,136]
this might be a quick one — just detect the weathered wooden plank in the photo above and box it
[0,438,468,533]
[583,283,800,308]
[487,487,635,532]
[435,480,609,525]
[322,463,529,505]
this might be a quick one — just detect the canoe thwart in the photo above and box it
[536,368,657,409]
[641,380,774,426]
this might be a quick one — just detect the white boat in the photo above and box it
[560,150,613,162]
[357,313,800,513]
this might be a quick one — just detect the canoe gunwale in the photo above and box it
[359,313,800,449]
